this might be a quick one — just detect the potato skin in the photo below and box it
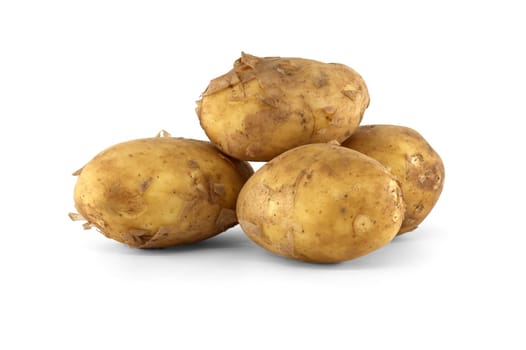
[73,137,253,248]
[196,53,370,161]
[236,143,404,263]
[342,125,444,234]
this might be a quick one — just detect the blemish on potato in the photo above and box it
[239,220,263,239]
[342,89,355,100]
[215,208,237,230]
[140,177,153,192]
[276,61,298,75]
[323,106,336,114]
[187,160,199,168]
[260,97,279,107]
[122,229,153,247]
[409,164,443,191]
[106,184,146,216]
[276,230,296,255]
[387,180,401,202]
[315,75,329,88]
[353,214,373,234]
[409,153,424,165]
[212,183,226,197]
[432,171,443,190]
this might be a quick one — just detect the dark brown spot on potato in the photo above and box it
[106,184,146,216]
[415,202,424,213]
[315,78,328,88]
[140,177,153,192]
[187,160,199,168]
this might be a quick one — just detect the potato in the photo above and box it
[71,133,253,248]
[196,52,370,161]
[342,125,444,234]
[236,143,405,263]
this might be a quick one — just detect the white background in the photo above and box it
[1,0,525,349]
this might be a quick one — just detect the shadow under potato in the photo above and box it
[113,226,254,256]
[101,224,436,269]
[232,226,435,269]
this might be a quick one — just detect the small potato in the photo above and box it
[196,52,370,161]
[342,125,444,234]
[236,143,405,263]
[72,134,253,248]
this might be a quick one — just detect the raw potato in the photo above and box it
[196,52,370,161]
[236,143,405,263]
[72,133,253,248]
[342,125,444,234]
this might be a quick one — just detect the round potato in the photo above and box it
[72,134,253,248]
[196,52,370,161]
[342,125,444,234]
[236,143,405,263]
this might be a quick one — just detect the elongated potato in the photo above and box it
[196,53,369,161]
[236,143,405,263]
[342,125,444,234]
[72,133,253,248]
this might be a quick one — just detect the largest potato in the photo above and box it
[72,135,253,248]
[196,53,370,161]
[236,143,405,263]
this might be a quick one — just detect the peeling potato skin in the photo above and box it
[236,143,404,263]
[73,137,253,248]
[342,125,445,234]
[196,52,370,161]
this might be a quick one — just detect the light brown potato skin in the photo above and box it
[236,143,405,263]
[73,137,253,248]
[342,125,444,234]
[196,53,370,161]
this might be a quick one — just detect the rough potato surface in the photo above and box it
[196,53,370,161]
[343,125,444,234]
[236,143,404,263]
[73,136,253,248]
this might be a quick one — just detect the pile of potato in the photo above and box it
[71,53,444,263]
